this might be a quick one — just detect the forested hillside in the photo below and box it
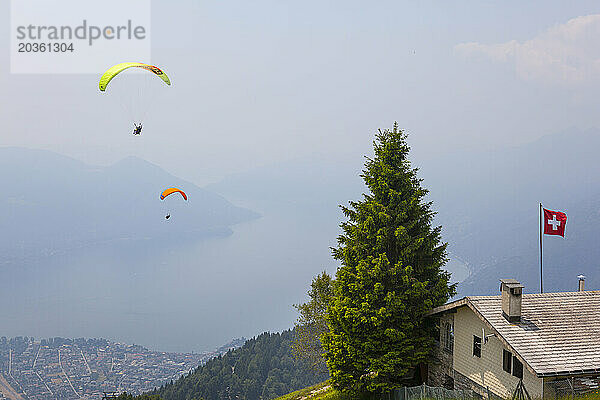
[139,330,327,400]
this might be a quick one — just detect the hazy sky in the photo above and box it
[2,1,600,185]
[3,1,600,352]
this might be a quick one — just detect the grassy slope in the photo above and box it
[274,382,600,400]
[274,381,343,400]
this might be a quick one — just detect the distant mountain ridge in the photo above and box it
[0,147,259,265]
[416,128,600,295]
[208,128,600,297]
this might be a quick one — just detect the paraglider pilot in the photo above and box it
[133,123,142,135]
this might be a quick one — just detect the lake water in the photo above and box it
[0,205,469,353]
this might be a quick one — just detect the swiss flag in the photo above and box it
[543,208,567,237]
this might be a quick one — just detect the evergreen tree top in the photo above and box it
[333,122,444,279]
[323,123,456,395]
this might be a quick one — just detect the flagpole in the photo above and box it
[539,203,543,293]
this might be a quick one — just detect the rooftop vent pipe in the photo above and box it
[578,275,586,292]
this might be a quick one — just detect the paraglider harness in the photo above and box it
[133,123,142,135]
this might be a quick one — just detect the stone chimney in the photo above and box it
[578,275,586,292]
[500,279,524,322]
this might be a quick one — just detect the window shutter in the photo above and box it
[503,350,512,373]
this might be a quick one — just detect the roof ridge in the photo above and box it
[523,290,600,297]
[466,291,600,300]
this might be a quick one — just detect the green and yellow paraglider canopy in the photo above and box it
[99,62,171,91]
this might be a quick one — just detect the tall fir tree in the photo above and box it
[322,123,456,395]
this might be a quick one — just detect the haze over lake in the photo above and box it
[0,177,339,352]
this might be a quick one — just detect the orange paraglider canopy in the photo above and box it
[160,188,187,201]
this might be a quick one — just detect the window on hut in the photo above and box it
[440,321,454,353]
[512,356,523,379]
[503,349,512,373]
[473,335,481,358]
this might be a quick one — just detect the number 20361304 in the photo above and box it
[18,42,74,52]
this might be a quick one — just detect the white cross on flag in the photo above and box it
[543,208,567,237]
